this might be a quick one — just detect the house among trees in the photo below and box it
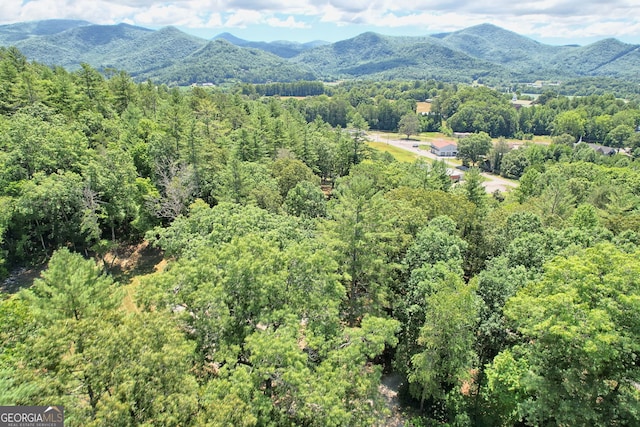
[511,99,533,110]
[446,168,461,183]
[587,143,617,156]
[430,139,458,157]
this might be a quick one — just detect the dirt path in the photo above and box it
[379,372,410,427]
[1,265,46,293]
[1,241,165,295]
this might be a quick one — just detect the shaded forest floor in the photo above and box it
[380,372,410,426]
[102,241,166,313]
[1,264,46,293]
[101,240,165,281]
[1,241,164,295]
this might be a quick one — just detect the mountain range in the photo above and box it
[2,19,640,85]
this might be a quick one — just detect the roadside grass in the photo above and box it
[531,135,553,144]
[414,131,553,146]
[445,157,463,166]
[419,131,444,140]
[367,141,419,162]
[500,175,519,185]
[366,130,526,188]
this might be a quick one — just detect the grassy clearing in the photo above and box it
[122,277,141,314]
[445,157,463,166]
[531,135,553,144]
[103,241,165,314]
[419,131,445,140]
[367,141,420,162]
[119,257,167,313]
[416,102,431,114]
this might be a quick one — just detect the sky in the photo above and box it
[2,0,640,45]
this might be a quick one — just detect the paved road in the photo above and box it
[369,133,518,193]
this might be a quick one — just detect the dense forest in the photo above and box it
[1,46,640,426]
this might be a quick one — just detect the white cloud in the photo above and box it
[374,12,484,31]
[318,5,345,25]
[266,15,310,28]
[0,0,23,22]
[203,13,224,27]
[134,3,209,27]
[0,0,639,44]
[224,10,264,28]
[2,0,138,25]
[312,0,640,43]
[218,0,315,14]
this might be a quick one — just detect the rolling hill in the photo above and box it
[139,39,317,85]
[434,24,570,72]
[13,23,155,69]
[0,19,90,44]
[213,32,328,58]
[97,26,208,76]
[548,38,640,78]
[290,32,512,82]
[2,19,640,85]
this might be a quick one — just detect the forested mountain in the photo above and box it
[548,38,640,79]
[2,20,640,85]
[1,48,640,426]
[289,31,510,81]
[433,23,571,72]
[13,23,155,69]
[0,19,90,43]
[142,39,317,84]
[213,32,329,58]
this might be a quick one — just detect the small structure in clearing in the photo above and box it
[430,139,458,157]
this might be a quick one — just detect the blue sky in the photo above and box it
[3,0,640,45]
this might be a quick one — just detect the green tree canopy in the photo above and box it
[398,112,420,139]
[486,243,640,426]
[457,132,493,166]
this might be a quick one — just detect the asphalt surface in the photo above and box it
[369,133,518,193]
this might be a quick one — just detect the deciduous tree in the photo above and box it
[486,244,640,426]
[457,132,492,166]
[398,112,420,139]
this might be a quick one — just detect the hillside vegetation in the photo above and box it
[0,19,91,44]
[2,20,640,89]
[140,39,317,85]
[214,32,329,58]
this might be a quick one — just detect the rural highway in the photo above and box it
[368,132,518,193]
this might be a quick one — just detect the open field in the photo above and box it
[416,102,432,114]
[367,140,420,162]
